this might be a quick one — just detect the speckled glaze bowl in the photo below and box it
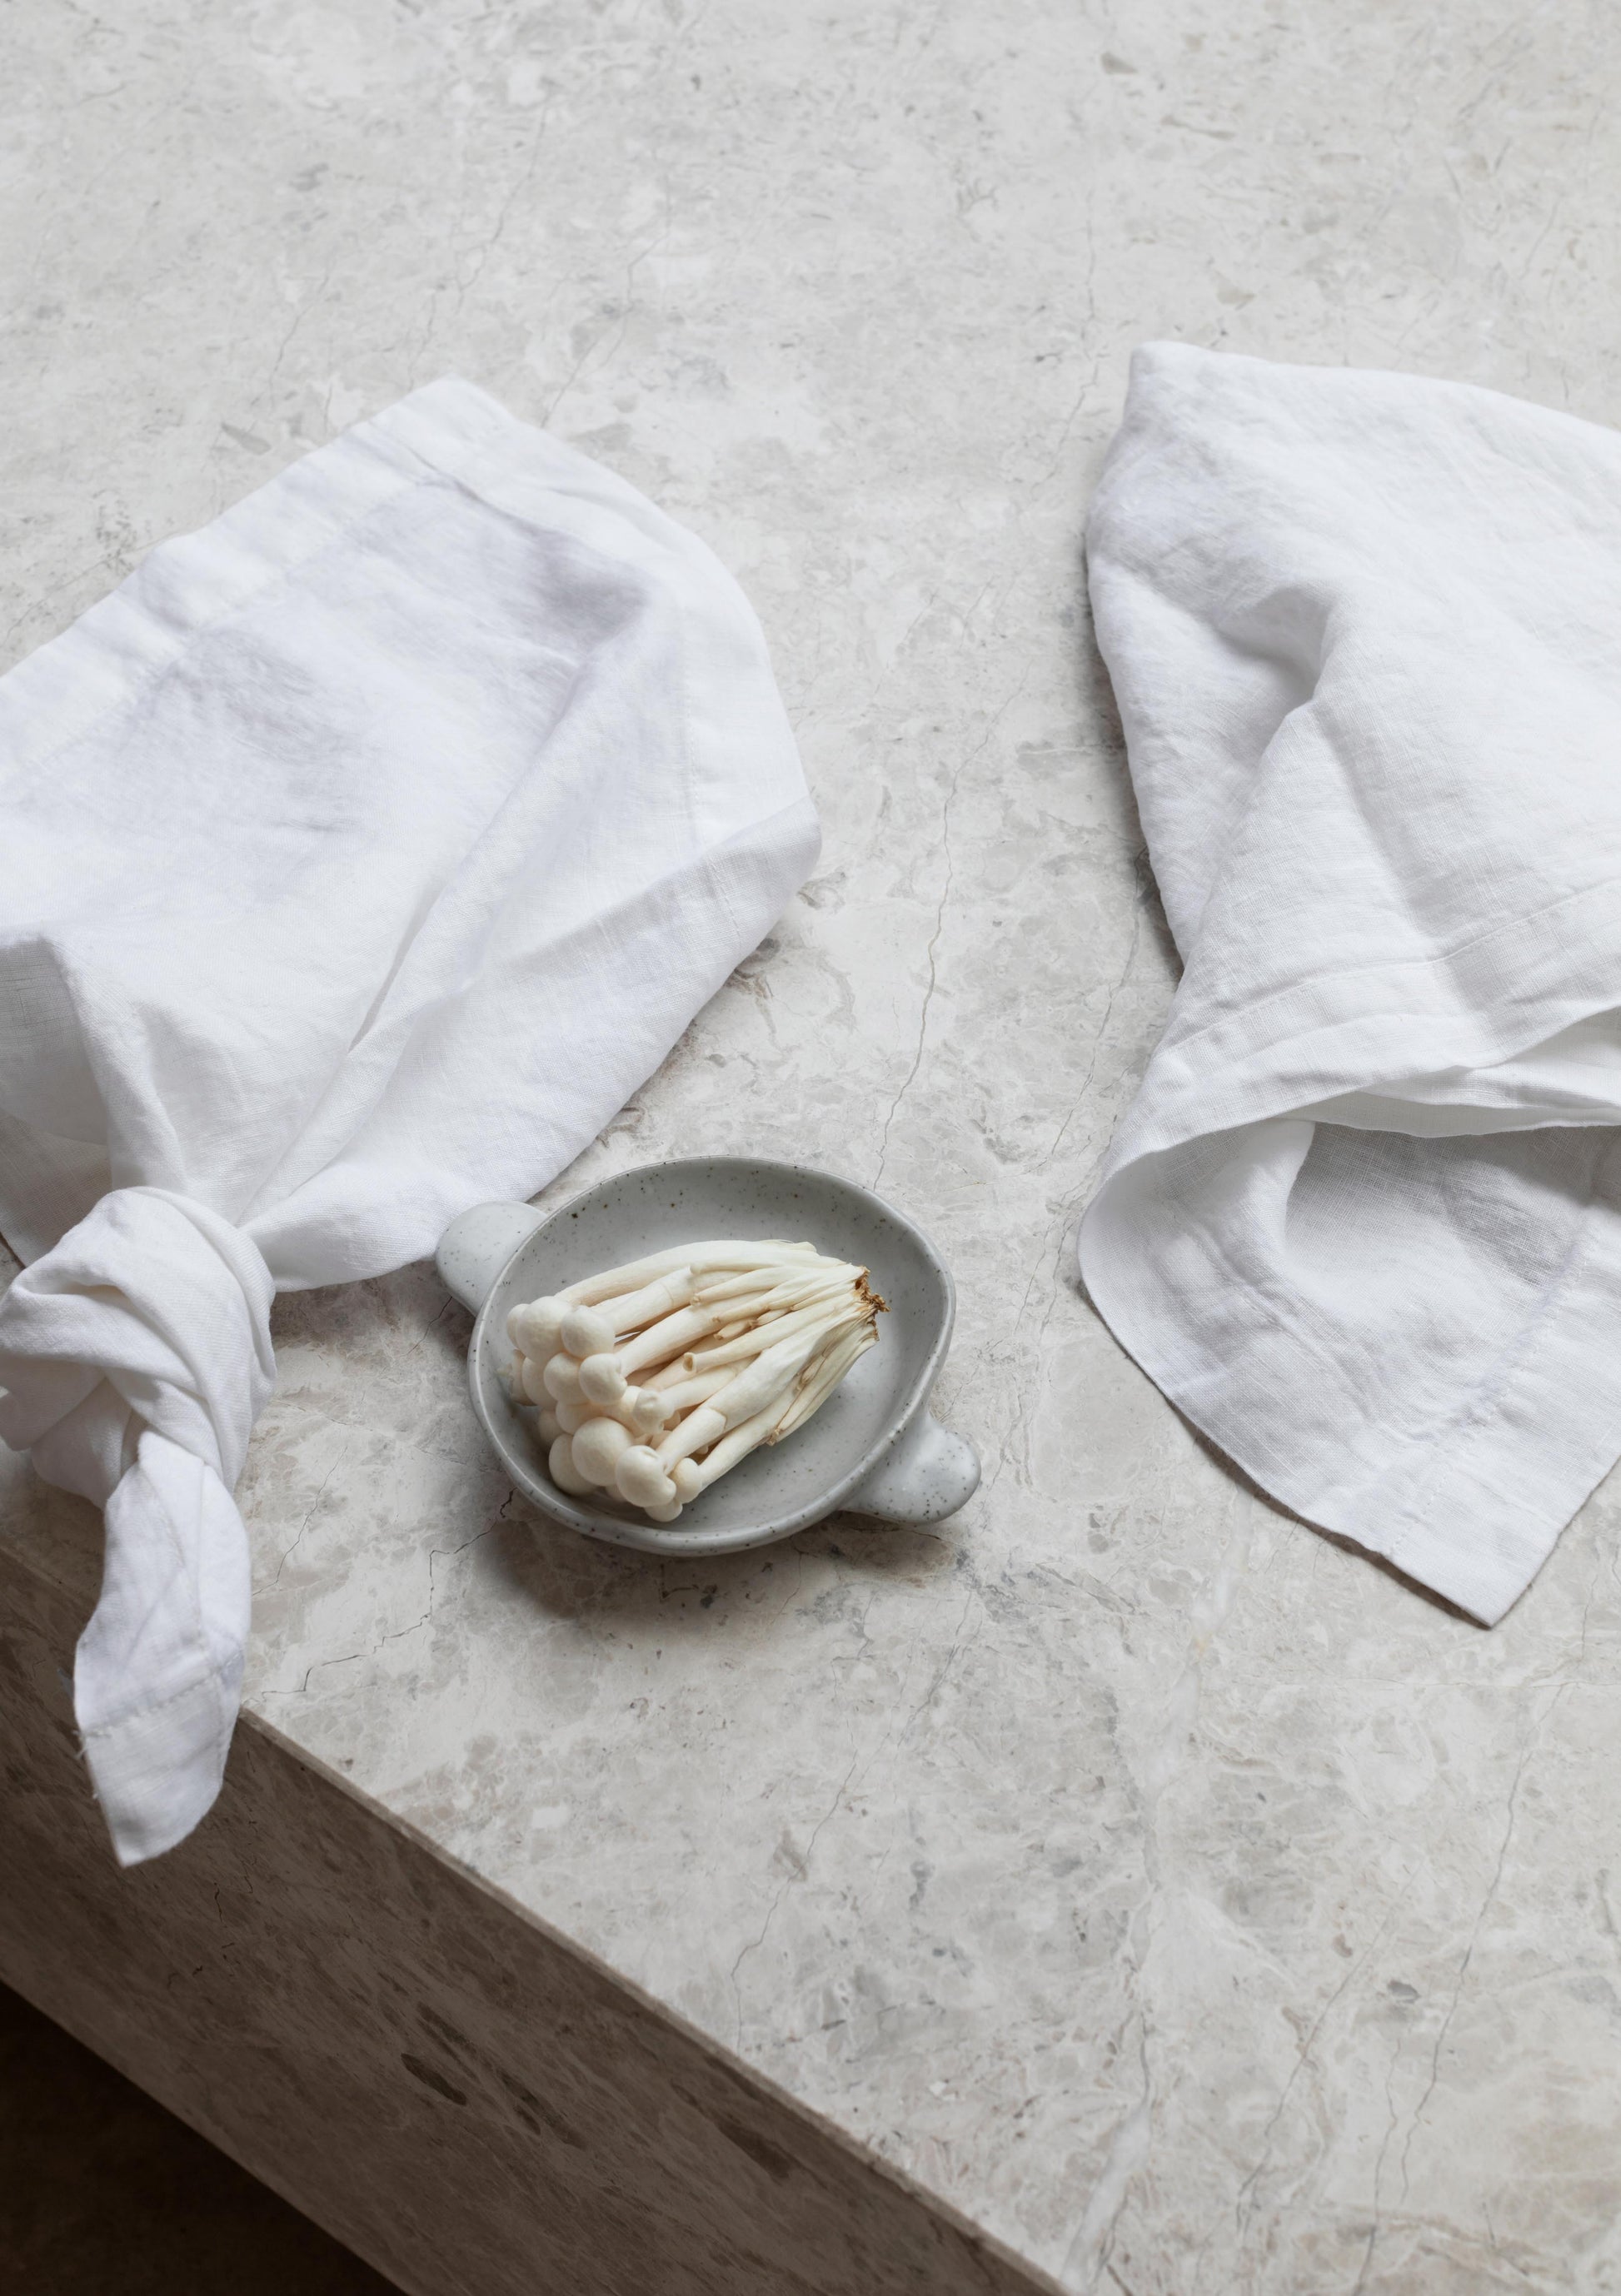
[436,1157,980,1556]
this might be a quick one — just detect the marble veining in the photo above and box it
[6,1,1621,2289]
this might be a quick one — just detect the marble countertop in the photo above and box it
[7,1,1621,2287]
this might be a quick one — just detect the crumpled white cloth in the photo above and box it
[1080,342,1621,1625]
[0,377,819,1861]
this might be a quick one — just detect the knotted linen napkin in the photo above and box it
[1080,342,1621,1624]
[0,378,820,1861]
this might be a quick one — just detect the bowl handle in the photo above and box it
[845,1410,980,1526]
[436,1200,547,1314]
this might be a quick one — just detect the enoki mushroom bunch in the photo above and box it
[507,1241,884,1523]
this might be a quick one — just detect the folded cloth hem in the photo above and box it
[1115,872,1621,1170]
[0,376,681,786]
[81,1666,235,1867]
[1080,1148,1621,1625]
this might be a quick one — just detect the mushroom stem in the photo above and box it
[677,1397,784,1493]
[649,1367,736,1417]
[773,1327,877,1440]
[601,1268,696,1335]
[616,1285,786,1377]
[681,1297,862,1376]
[656,1404,727,1469]
[561,1241,820,1306]
[692,1263,859,1310]
[644,1355,696,1392]
[614,1306,713,1377]
[705,1315,853,1430]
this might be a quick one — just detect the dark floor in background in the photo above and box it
[0,1981,399,2295]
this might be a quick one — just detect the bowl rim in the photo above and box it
[466,1154,956,1554]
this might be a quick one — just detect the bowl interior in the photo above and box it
[471,1158,951,1550]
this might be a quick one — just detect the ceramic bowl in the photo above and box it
[436,1157,980,1556]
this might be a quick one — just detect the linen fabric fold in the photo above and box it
[1080,342,1621,1624]
[0,377,820,1860]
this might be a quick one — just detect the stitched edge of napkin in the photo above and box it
[1080,1133,1621,1624]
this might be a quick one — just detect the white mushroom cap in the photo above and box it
[542,1353,585,1406]
[547,1434,595,1496]
[615,1446,677,1510]
[571,1415,634,1486]
[610,1386,670,1436]
[578,1352,627,1406]
[560,1302,616,1359]
[510,1297,568,1357]
[523,1238,882,1516]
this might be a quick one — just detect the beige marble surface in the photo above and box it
[6,1,1621,2289]
[2,1556,1058,2296]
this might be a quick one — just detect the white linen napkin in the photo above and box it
[1080,342,1621,1624]
[0,377,819,1861]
